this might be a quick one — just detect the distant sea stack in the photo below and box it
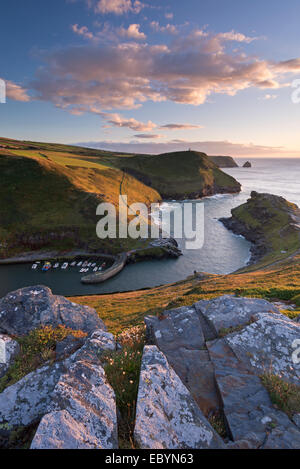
[208,155,238,168]
[243,161,252,168]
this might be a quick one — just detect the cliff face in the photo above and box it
[120,151,241,200]
[208,155,239,168]
[221,191,300,266]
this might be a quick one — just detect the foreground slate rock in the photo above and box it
[134,345,224,449]
[207,333,300,448]
[145,307,219,415]
[0,362,65,427]
[195,295,279,334]
[225,311,300,384]
[0,334,20,378]
[31,410,100,449]
[30,329,118,449]
[0,326,117,449]
[35,359,118,449]
[0,285,105,335]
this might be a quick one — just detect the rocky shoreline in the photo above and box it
[220,191,300,266]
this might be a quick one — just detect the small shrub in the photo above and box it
[208,410,228,439]
[280,309,300,320]
[261,373,300,419]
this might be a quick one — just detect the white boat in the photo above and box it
[53,263,59,268]
[77,261,82,266]
[71,261,76,267]
[98,266,103,271]
[61,262,68,270]
[87,262,92,267]
[91,263,96,267]
[93,267,98,272]
[32,263,38,270]
[79,268,85,273]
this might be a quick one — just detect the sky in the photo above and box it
[1,0,300,156]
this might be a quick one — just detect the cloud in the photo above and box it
[160,123,203,130]
[262,94,278,100]
[118,24,146,40]
[165,12,173,20]
[75,139,299,157]
[96,112,203,132]
[150,21,178,34]
[94,0,144,15]
[1,79,30,102]
[98,112,157,131]
[71,24,95,40]
[133,133,163,139]
[29,27,300,114]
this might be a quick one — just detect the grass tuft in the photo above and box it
[101,325,146,449]
[261,373,300,419]
[0,325,87,392]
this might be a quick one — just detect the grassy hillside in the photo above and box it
[0,138,241,257]
[0,144,160,257]
[114,150,241,199]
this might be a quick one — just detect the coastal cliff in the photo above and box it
[120,150,241,200]
[208,155,239,168]
[220,191,300,266]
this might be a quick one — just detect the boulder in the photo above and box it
[0,362,65,428]
[0,285,106,335]
[225,311,300,384]
[145,307,219,415]
[195,295,279,335]
[207,338,300,448]
[0,334,20,378]
[55,334,85,361]
[134,345,224,449]
[30,328,118,449]
[0,326,117,450]
[243,161,252,168]
[293,414,300,429]
[31,410,100,449]
[45,358,118,449]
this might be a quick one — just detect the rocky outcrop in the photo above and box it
[0,361,66,428]
[243,161,252,168]
[0,334,20,378]
[0,285,106,335]
[220,191,300,265]
[1,286,300,450]
[143,295,300,449]
[134,345,224,449]
[0,327,118,449]
[195,295,279,334]
[145,306,219,415]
